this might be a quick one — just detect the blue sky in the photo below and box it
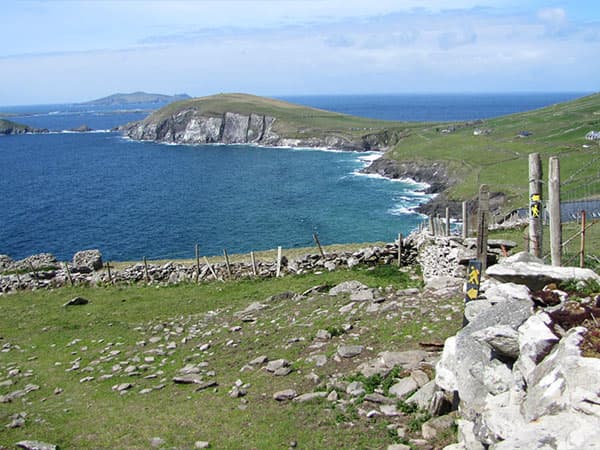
[1,0,599,105]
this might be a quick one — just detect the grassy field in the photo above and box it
[385,93,600,210]
[0,264,463,449]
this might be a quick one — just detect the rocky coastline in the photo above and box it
[119,109,405,152]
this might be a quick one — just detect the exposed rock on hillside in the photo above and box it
[122,110,394,151]
[120,94,405,151]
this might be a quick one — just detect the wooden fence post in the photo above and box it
[250,251,257,277]
[397,233,403,268]
[106,261,113,285]
[462,201,468,239]
[203,256,220,281]
[276,246,282,278]
[428,215,434,235]
[548,157,562,266]
[445,207,450,236]
[223,249,232,279]
[580,210,587,268]
[476,184,490,272]
[313,233,325,258]
[143,256,150,283]
[195,244,201,284]
[529,153,543,257]
[64,262,73,286]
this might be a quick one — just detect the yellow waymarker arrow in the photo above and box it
[467,288,479,299]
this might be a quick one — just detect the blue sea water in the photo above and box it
[0,93,588,261]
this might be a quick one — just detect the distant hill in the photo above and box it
[81,92,191,106]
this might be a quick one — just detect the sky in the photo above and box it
[1,0,600,105]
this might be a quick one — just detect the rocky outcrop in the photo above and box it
[434,257,600,449]
[121,110,399,151]
[0,119,48,135]
[361,158,454,194]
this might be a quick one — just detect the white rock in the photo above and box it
[435,336,458,392]
[515,313,559,383]
[389,377,418,399]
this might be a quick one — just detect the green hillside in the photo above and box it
[383,92,600,210]
[150,92,414,141]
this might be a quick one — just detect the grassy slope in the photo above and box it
[385,93,600,210]
[0,265,463,449]
[146,93,416,141]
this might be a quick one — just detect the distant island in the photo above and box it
[0,118,47,135]
[81,91,191,106]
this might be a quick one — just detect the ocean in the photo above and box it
[0,92,587,261]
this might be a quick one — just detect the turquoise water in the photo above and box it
[0,93,587,260]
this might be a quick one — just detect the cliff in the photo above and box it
[120,93,407,151]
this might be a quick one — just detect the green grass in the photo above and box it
[385,92,600,210]
[0,264,463,449]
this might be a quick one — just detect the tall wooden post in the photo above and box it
[397,233,403,268]
[223,249,232,279]
[445,207,450,236]
[143,256,150,283]
[462,201,468,239]
[548,157,562,266]
[428,215,434,235]
[528,153,543,257]
[476,184,490,272]
[250,251,257,277]
[276,246,282,278]
[580,210,587,268]
[195,244,201,284]
[313,233,325,258]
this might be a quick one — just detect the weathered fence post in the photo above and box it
[428,215,434,235]
[529,152,543,257]
[476,184,490,272]
[462,201,468,239]
[195,244,201,284]
[250,251,257,277]
[223,249,232,279]
[445,207,450,236]
[276,246,282,278]
[143,256,150,283]
[580,210,587,268]
[548,157,562,266]
[203,256,220,281]
[106,261,113,285]
[397,233,403,268]
[313,233,325,258]
[64,262,73,286]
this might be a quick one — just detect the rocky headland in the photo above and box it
[119,93,406,152]
[0,119,48,135]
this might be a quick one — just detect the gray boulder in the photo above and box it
[73,249,103,271]
[471,325,520,360]
[487,252,600,290]
[0,254,14,271]
[515,313,559,383]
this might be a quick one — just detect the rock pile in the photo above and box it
[0,243,418,294]
[434,252,600,449]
